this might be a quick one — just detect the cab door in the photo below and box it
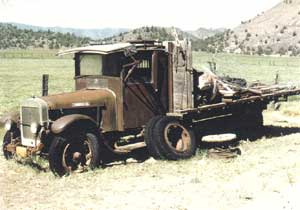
[123,50,169,129]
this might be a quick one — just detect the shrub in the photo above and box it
[264,47,273,55]
[278,47,286,56]
[257,46,263,55]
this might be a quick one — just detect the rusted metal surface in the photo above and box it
[16,146,28,158]
[41,89,113,110]
[114,142,146,153]
[123,50,169,129]
[41,89,118,132]
[51,114,97,134]
[123,83,156,128]
[61,138,93,173]
[5,143,16,153]
[163,122,191,152]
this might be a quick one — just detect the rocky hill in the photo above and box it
[223,0,300,55]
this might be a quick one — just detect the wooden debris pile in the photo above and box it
[197,69,297,104]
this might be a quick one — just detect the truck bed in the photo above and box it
[171,88,300,119]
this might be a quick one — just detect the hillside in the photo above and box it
[189,27,225,39]
[0,23,224,51]
[101,26,198,42]
[0,23,91,49]
[223,0,300,55]
[7,22,129,39]
[101,26,224,51]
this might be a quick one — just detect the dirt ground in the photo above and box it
[1,110,300,210]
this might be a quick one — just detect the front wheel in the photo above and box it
[2,131,13,159]
[49,132,100,176]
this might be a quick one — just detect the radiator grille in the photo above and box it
[21,106,40,140]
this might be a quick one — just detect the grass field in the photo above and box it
[193,52,300,84]
[1,50,300,210]
[0,52,73,117]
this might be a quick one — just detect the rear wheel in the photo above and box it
[49,132,100,176]
[151,116,196,160]
[144,116,165,159]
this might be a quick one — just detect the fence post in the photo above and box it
[42,74,49,96]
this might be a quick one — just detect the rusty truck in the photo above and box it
[3,40,300,176]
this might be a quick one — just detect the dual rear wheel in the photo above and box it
[145,116,197,160]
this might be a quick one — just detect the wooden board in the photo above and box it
[170,41,193,111]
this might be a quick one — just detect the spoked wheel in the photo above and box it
[147,116,196,160]
[61,139,93,172]
[49,132,100,176]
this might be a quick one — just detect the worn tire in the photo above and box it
[49,132,100,176]
[144,116,165,159]
[2,131,13,159]
[151,116,196,160]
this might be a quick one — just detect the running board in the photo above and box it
[114,142,146,153]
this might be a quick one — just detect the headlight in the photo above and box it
[30,123,39,134]
[4,120,12,131]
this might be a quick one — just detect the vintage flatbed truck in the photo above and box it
[2,40,300,176]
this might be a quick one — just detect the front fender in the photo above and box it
[51,114,98,134]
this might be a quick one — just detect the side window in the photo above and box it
[128,52,152,83]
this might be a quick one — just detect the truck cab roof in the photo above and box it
[57,40,166,56]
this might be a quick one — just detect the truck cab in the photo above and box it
[3,40,196,176]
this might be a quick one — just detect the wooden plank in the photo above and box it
[172,41,193,111]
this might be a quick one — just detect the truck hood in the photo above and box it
[40,89,116,110]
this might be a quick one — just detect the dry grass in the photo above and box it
[1,106,300,210]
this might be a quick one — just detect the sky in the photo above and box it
[0,0,281,30]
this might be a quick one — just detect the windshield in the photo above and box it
[80,54,103,75]
[78,53,122,77]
